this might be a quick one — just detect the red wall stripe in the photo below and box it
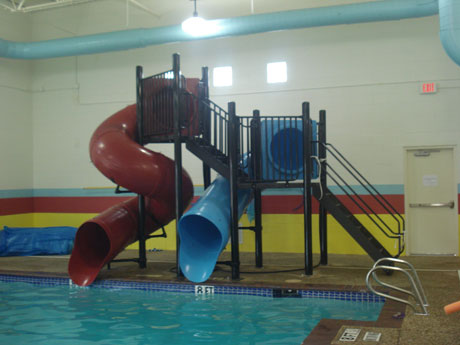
[261,194,404,214]
[0,197,34,216]
[32,196,132,213]
[1,194,405,215]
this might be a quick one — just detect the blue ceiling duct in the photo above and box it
[439,0,460,66]
[0,0,444,61]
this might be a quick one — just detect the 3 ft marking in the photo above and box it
[195,285,215,295]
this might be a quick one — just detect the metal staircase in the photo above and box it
[181,87,236,180]
[314,140,405,261]
[186,137,231,179]
[312,184,393,260]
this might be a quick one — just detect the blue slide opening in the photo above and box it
[178,177,252,283]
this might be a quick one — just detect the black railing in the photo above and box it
[320,142,405,256]
[138,69,174,142]
[137,68,198,143]
[193,97,230,158]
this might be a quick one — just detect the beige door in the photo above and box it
[405,147,458,255]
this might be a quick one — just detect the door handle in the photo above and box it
[409,201,455,209]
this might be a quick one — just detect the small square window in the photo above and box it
[213,66,232,87]
[267,61,287,84]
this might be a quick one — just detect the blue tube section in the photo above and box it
[0,0,438,60]
[439,0,460,66]
[178,176,252,283]
[260,119,318,180]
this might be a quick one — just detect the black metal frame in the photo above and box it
[111,53,319,278]
[107,52,404,279]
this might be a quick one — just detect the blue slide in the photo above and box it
[178,119,318,283]
[178,177,252,283]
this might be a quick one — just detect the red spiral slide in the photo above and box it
[68,104,194,286]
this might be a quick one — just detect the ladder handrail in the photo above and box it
[373,258,428,306]
[366,258,428,316]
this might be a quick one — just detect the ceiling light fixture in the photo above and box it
[181,0,208,37]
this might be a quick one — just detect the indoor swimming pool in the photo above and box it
[0,277,384,344]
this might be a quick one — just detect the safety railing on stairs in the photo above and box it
[193,97,230,158]
[366,258,429,315]
[318,142,405,257]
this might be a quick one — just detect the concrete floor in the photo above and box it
[1,251,459,344]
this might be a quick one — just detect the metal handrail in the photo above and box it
[366,258,428,315]
[325,166,401,240]
[320,142,405,256]
[325,143,405,229]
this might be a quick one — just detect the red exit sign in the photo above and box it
[420,82,437,94]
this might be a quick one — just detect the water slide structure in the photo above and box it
[69,54,405,286]
[68,104,194,286]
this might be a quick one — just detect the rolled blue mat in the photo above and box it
[0,226,77,256]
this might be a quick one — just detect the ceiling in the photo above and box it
[0,0,375,15]
[0,0,162,14]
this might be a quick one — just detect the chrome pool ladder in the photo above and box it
[365,257,429,315]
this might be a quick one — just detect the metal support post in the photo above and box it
[228,102,240,279]
[302,102,313,275]
[135,65,147,269]
[251,109,263,267]
[200,66,212,189]
[172,53,184,278]
[318,110,328,265]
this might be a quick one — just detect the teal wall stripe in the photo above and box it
[0,189,34,198]
[0,184,406,198]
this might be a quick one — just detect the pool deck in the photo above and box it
[1,251,459,345]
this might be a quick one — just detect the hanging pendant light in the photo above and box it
[181,0,210,37]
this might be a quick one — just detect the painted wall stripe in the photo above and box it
[1,194,404,215]
[4,183,460,198]
[33,196,132,213]
[0,184,405,198]
[0,189,34,199]
[261,195,404,214]
[0,197,34,215]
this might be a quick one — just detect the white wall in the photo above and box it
[0,11,33,190]
[27,1,460,190]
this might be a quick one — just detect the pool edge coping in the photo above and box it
[0,270,385,301]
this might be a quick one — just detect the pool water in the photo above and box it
[0,281,383,345]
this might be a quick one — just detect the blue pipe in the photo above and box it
[0,0,438,60]
[439,0,460,66]
[178,176,252,283]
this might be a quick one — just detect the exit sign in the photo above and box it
[420,82,437,94]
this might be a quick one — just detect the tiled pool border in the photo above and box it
[0,273,384,303]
